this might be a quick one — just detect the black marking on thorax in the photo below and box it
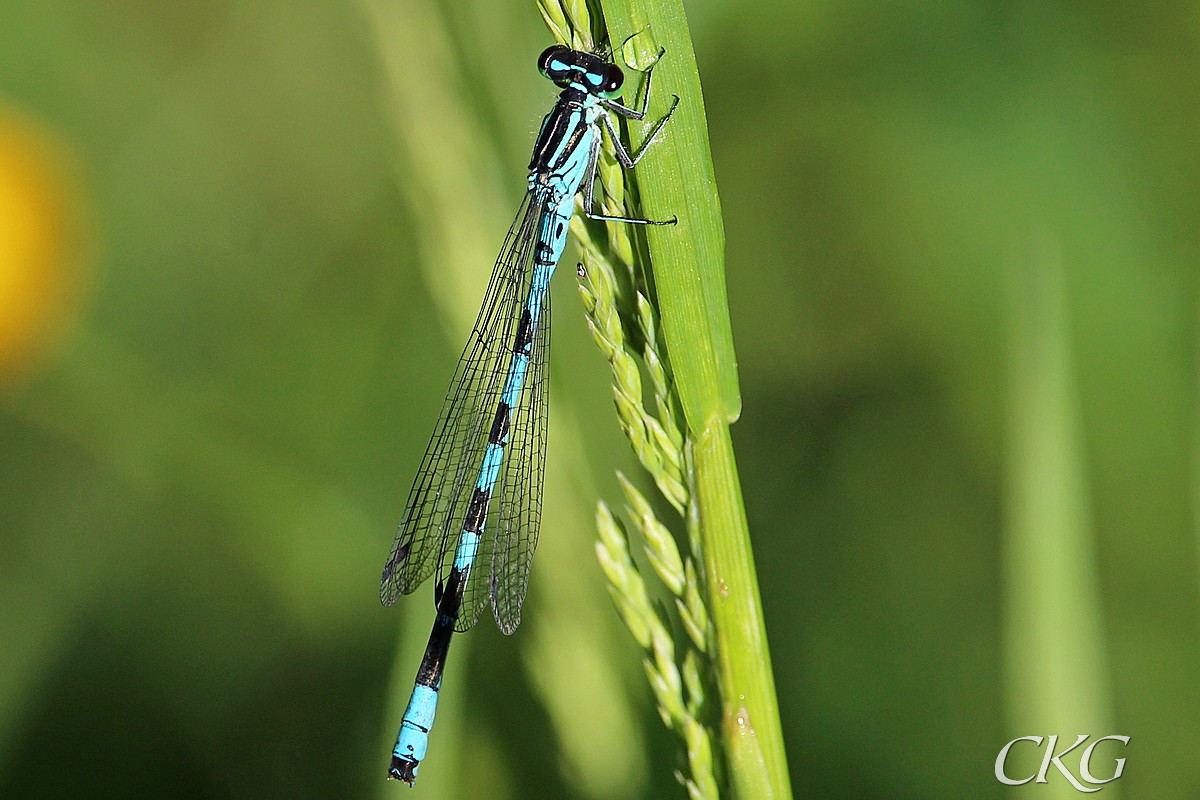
[529,89,589,175]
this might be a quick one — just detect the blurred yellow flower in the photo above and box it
[0,104,85,383]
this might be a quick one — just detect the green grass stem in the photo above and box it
[541,1,792,797]
[1003,244,1115,798]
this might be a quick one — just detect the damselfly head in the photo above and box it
[538,45,624,98]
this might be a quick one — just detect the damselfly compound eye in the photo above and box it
[600,64,624,97]
[537,45,572,79]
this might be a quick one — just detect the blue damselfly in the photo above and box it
[379,43,677,784]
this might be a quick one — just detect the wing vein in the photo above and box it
[380,191,546,622]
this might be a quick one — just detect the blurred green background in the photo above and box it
[1,0,1198,797]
